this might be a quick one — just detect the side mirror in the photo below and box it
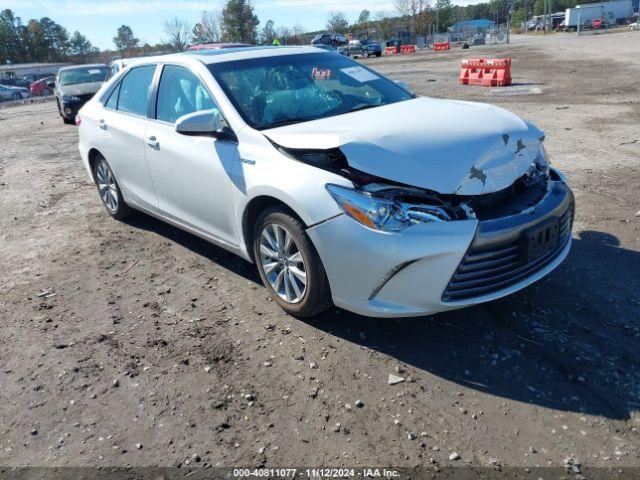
[47,81,55,88]
[175,109,228,137]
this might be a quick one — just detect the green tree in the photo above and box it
[436,0,454,30]
[221,0,259,43]
[68,31,98,60]
[113,24,139,53]
[0,9,27,63]
[260,19,275,44]
[358,9,371,36]
[375,11,394,41]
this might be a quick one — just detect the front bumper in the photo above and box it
[307,175,574,318]
[59,101,84,119]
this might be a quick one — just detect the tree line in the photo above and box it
[1,0,613,66]
[0,9,99,64]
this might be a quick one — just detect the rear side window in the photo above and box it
[117,65,156,117]
[105,82,120,110]
[156,65,217,124]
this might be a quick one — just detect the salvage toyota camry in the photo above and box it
[78,46,574,318]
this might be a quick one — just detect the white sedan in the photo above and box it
[78,46,574,318]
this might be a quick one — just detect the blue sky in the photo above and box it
[4,0,481,50]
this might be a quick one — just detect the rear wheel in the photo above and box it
[253,207,332,318]
[93,154,131,220]
[11,92,20,101]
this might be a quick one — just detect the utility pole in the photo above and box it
[436,0,440,34]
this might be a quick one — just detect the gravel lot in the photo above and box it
[1,31,639,470]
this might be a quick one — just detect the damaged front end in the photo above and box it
[273,139,554,226]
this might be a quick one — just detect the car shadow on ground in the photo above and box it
[124,213,640,420]
[123,213,261,284]
[305,230,640,420]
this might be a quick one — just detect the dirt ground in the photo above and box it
[1,31,639,471]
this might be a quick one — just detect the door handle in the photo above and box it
[145,135,160,150]
[99,119,107,130]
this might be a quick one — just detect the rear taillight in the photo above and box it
[75,115,81,126]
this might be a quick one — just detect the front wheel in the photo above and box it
[11,93,21,101]
[253,208,332,318]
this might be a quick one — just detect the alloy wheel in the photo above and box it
[95,159,119,213]
[259,223,307,303]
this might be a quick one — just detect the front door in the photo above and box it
[144,64,238,247]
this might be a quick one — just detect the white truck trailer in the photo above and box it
[564,0,633,28]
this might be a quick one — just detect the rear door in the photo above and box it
[97,64,159,212]
[144,64,238,247]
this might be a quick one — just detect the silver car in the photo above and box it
[0,84,30,101]
[78,47,574,318]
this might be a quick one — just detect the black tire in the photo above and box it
[11,93,21,101]
[253,207,332,318]
[375,51,382,57]
[63,116,74,125]
[92,154,131,221]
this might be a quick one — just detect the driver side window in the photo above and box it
[156,65,218,124]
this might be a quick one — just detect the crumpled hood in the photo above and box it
[265,97,544,195]
[58,81,103,96]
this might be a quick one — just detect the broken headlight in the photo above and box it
[526,144,550,179]
[326,184,451,232]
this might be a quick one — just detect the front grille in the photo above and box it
[442,206,573,302]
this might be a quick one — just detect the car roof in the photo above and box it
[59,64,107,72]
[126,46,324,68]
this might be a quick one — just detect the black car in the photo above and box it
[311,33,348,46]
[55,64,107,124]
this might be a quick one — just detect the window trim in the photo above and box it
[103,81,121,111]
[116,64,158,118]
[150,63,233,135]
[100,64,158,118]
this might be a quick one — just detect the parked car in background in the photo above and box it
[78,47,574,318]
[360,39,382,57]
[188,43,251,52]
[105,59,130,82]
[0,77,31,89]
[0,84,31,101]
[55,64,107,124]
[311,34,348,46]
[344,40,365,58]
[23,73,54,84]
[30,76,56,96]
